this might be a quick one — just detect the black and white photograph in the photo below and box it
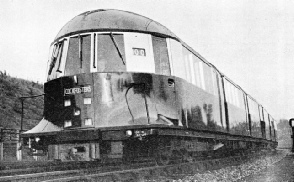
[1,0,294,181]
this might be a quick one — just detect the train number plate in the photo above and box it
[133,48,146,56]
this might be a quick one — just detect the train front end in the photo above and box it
[20,9,181,162]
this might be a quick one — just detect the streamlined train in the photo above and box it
[21,9,277,164]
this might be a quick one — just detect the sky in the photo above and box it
[1,0,294,120]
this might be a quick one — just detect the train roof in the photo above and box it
[54,9,211,65]
[54,9,178,42]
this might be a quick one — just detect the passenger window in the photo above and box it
[248,97,260,119]
[168,39,186,80]
[152,36,171,76]
[181,47,208,90]
[182,48,192,83]
[97,34,126,72]
[248,96,262,137]
[198,62,206,90]
[189,55,196,85]
[193,57,202,88]
[225,81,231,103]
[224,79,245,108]
[211,70,218,96]
[203,63,214,94]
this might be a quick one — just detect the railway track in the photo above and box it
[0,151,269,182]
[0,161,93,176]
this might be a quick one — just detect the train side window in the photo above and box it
[199,62,206,90]
[212,70,218,96]
[236,88,240,107]
[97,33,126,72]
[203,63,214,94]
[168,39,186,80]
[152,36,171,76]
[224,81,231,104]
[248,96,262,137]
[231,84,235,105]
[182,48,192,83]
[193,56,203,88]
[239,91,246,109]
[193,60,200,87]
[182,47,208,91]
[259,105,264,121]
[224,79,245,109]
[189,55,196,85]
[232,86,238,106]
[248,97,260,119]
[264,110,270,123]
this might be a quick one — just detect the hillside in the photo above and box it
[0,71,44,130]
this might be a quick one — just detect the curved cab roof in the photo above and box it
[54,9,178,41]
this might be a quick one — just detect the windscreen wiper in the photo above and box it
[109,33,125,65]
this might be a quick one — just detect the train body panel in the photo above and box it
[175,77,226,132]
[35,72,230,132]
[44,72,179,128]
[21,9,277,162]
